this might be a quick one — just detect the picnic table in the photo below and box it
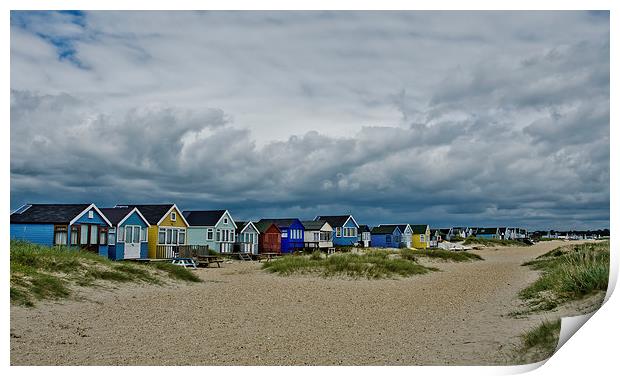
[171,257,197,269]
[194,255,224,268]
[258,252,280,262]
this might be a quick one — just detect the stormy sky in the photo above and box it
[10,11,610,230]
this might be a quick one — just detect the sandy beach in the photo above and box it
[10,240,603,365]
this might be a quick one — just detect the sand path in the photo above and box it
[10,240,599,365]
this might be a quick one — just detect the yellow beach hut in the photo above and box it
[411,224,431,249]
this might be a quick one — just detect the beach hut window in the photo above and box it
[108,229,116,245]
[386,235,392,243]
[216,229,221,241]
[133,227,140,243]
[420,235,425,242]
[140,228,146,242]
[171,212,177,221]
[118,227,125,242]
[158,229,165,244]
[171,229,178,244]
[80,225,89,245]
[90,226,98,245]
[99,228,108,245]
[88,210,94,219]
[223,217,228,224]
[70,226,79,245]
[54,225,68,245]
[207,229,214,240]
[179,229,186,244]
[281,231,288,238]
[125,227,132,242]
[336,227,342,237]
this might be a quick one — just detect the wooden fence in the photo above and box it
[155,245,212,259]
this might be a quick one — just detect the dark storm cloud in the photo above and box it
[10,11,609,229]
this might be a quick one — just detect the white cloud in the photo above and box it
[10,11,610,229]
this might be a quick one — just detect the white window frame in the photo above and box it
[88,210,94,219]
[171,212,177,222]
[336,227,342,237]
[157,226,184,245]
[179,229,186,245]
[108,228,116,245]
[223,217,228,224]
[118,226,125,243]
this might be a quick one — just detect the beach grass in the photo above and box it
[10,240,200,306]
[462,237,528,247]
[402,248,483,262]
[152,262,202,282]
[515,319,561,363]
[262,251,437,279]
[519,241,609,311]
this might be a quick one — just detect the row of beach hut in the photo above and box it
[9,203,433,260]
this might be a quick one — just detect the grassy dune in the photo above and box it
[262,250,437,279]
[515,319,561,363]
[462,237,528,247]
[10,241,200,307]
[520,241,609,311]
[401,248,483,262]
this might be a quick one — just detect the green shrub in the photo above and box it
[309,250,323,261]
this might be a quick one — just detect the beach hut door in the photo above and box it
[124,226,141,259]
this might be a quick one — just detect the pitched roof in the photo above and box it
[254,221,280,233]
[116,204,175,224]
[410,224,429,234]
[182,210,227,226]
[371,225,401,235]
[235,221,247,234]
[235,221,258,234]
[393,224,411,233]
[315,215,354,227]
[358,224,371,233]
[301,220,328,231]
[10,204,92,224]
[100,207,134,226]
[257,218,302,229]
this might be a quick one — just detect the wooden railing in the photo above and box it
[155,245,212,259]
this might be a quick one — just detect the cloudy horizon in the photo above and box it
[10,11,610,230]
